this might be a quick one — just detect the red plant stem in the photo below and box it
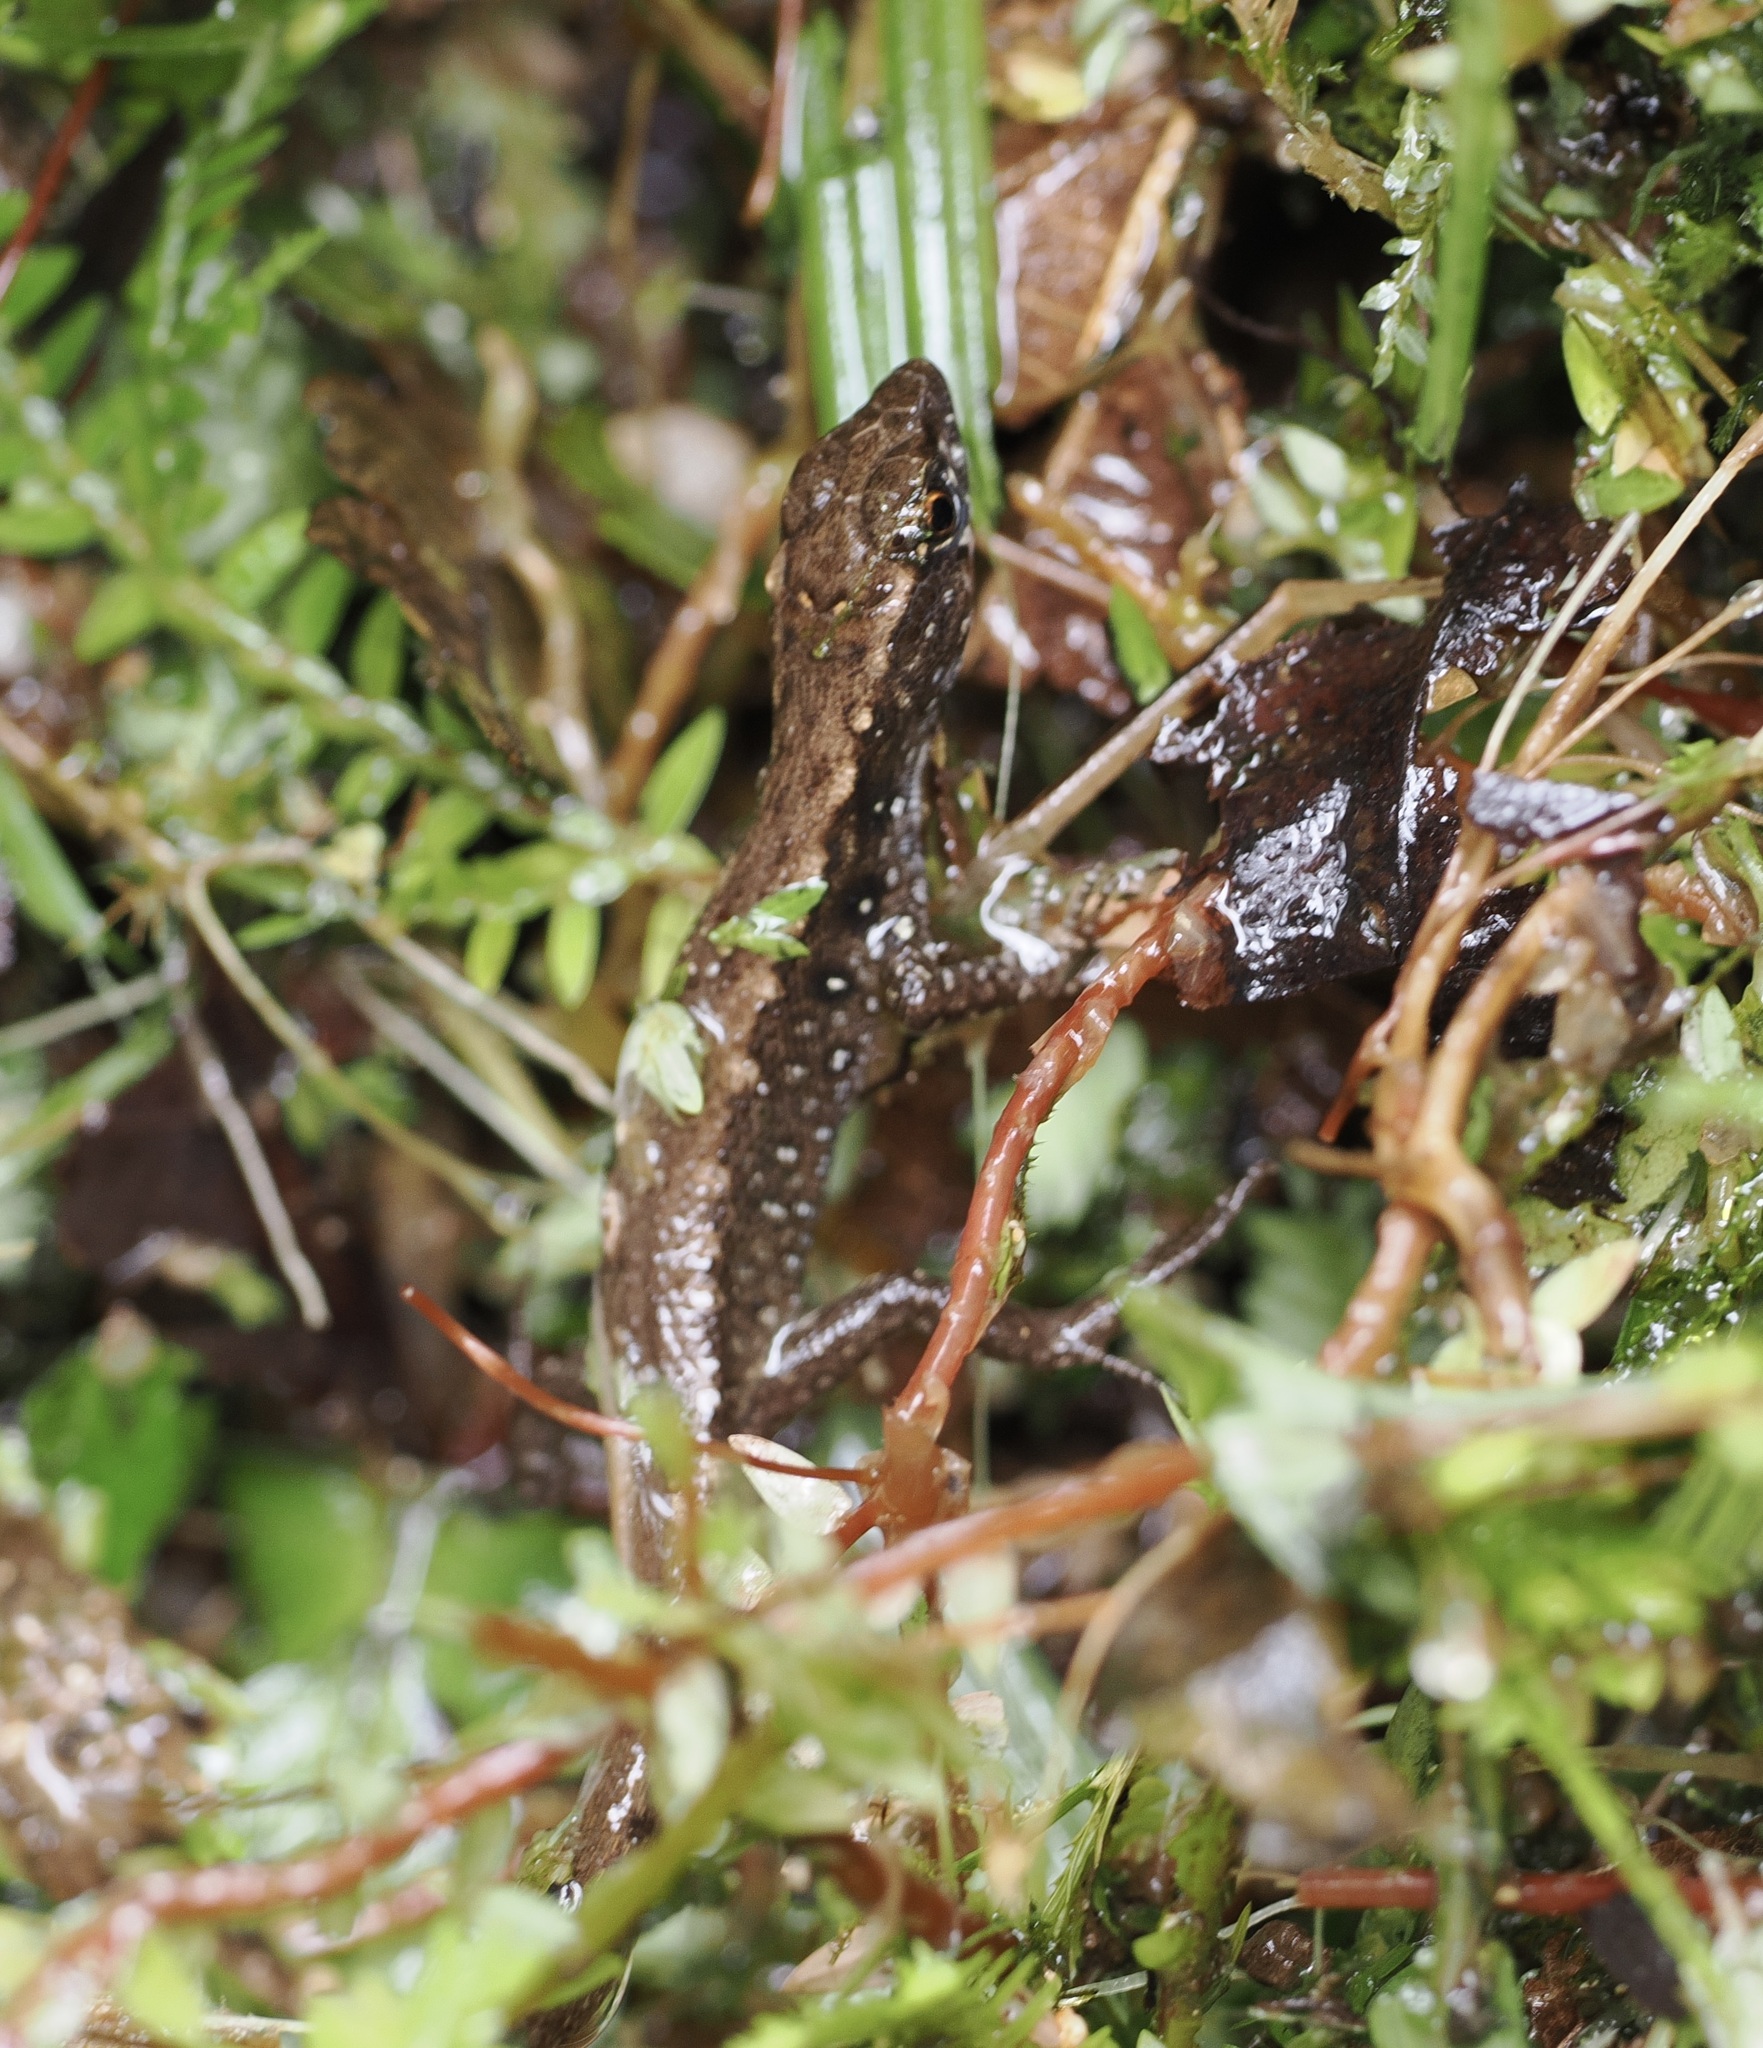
[402,1288,864,1483]
[402,1286,643,1442]
[0,1735,588,2048]
[741,0,804,226]
[840,1440,1204,1600]
[892,901,1190,1439]
[1294,1861,1763,1920]
[0,24,134,314]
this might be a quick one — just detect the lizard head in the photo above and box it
[770,358,973,717]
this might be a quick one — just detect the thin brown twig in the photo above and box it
[604,456,788,816]
[1054,1507,1222,1738]
[1393,875,1593,1359]
[1522,413,1763,772]
[402,1285,642,1440]
[477,326,603,807]
[401,1284,868,1484]
[1324,873,1595,1375]
[0,1735,590,2048]
[607,46,663,263]
[982,531,1114,609]
[1541,585,1763,771]
[742,0,805,226]
[636,0,771,142]
[473,1612,673,1697]
[0,23,132,314]
[1317,432,1763,1376]
[183,871,510,1224]
[173,995,331,1331]
[278,1878,451,1960]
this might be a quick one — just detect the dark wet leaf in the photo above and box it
[1466,770,1646,860]
[1150,497,1629,1004]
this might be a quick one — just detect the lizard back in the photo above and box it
[599,361,974,1462]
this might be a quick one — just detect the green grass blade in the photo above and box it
[804,171,877,432]
[1411,0,1506,464]
[882,0,1002,524]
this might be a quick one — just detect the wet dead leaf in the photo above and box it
[975,330,1247,715]
[993,95,1202,429]
[1149,495,1629,1004]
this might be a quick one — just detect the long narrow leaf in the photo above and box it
[882,0,1002,523]
[1411,0,1506,463]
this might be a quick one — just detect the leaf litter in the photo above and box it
[2,2,1763,2046]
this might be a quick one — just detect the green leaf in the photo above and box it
[23,1327,215,1587]
[464,910,520,993]
[281,1054,415,1157]
[639,891,699,1003]
[544,410,714,589]
[277,552,354,655]
[74,569,160,660]
[116,1931,208,2048]
[1105,587,1172,707]
[0,246,78,337]
[0,496,97,554]
[34,296,105,398]
[639,708,727,834]
[1409,0,1506,466]
[709,879,827,959]
[235,908,342,950]
[545,899,601,1008]
[619,1000,705,1116]
[882,0,1002,523]
[0,755,106,952]
[332,749,414,821]
[350,586,407,698]
[389,789,493,897]
[225,1452,389,1662]
[307,1889,578,2048]
[423,1505,571,1720]
[1240,1179,1380,1356]
[1562,316,1625,435]
[1585,461,1685,518]
[212,507,311,611]
[1278,423,1352,501]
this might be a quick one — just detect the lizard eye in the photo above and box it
[923,486,958,539]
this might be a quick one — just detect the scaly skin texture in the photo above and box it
[598,359,1083,1583]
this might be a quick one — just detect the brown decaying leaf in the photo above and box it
[304,365,584,779]
[0,1513,202,1898]
[993,94,1200,429]
[975,329,1247,714]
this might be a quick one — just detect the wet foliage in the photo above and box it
[1,2,1763,2046]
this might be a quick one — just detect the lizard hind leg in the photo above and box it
[727,1164,1272,1440]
